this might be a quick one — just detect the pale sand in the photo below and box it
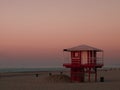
[0,70,120,90]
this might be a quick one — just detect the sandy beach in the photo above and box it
[0,69,120,90]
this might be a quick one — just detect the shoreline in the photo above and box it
[0,70,69,78]
[0,67,120,78]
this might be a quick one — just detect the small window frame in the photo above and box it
[72,52,79,57]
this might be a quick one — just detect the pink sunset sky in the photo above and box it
[0,0,120,68]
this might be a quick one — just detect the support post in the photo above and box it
[95,68,97,82]
[88,68,91,82]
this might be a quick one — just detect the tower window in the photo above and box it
[73,52,79,57]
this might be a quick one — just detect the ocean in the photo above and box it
[0,68,67,73]
[0,65,119,73]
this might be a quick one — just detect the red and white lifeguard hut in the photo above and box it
[63,45,104,82]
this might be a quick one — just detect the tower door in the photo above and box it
[81,51,88,64]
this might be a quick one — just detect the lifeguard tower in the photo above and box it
[63,45,104,82]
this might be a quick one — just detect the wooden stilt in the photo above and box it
[95,68,97,82]
[88,68,91,82]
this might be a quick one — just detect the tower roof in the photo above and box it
[63,45,103,52]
